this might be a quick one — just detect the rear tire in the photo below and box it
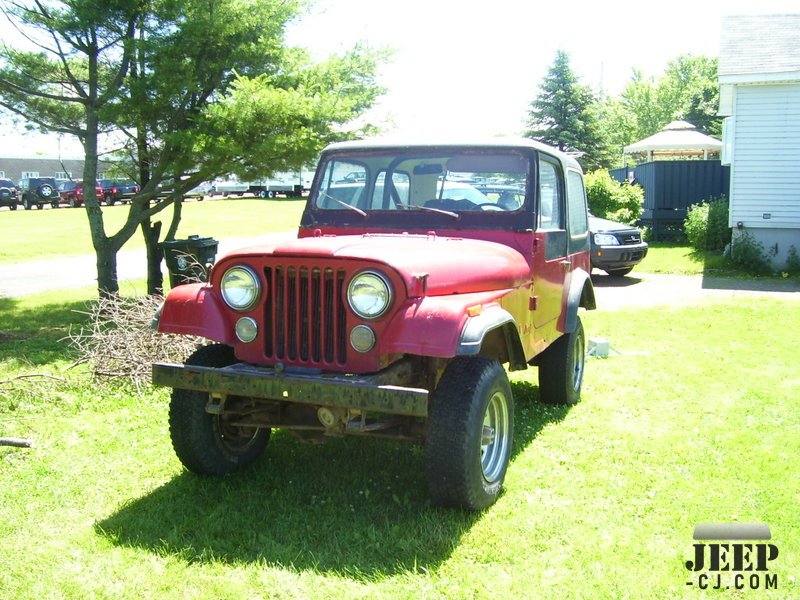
[169,344,269,475]
[605,267,633,277]
[537,316,585,405]
[426,358,513,510]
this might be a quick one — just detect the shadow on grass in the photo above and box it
[96,380,571,577]
[0,296,90,365]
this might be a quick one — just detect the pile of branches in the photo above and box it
[68,295,203,389]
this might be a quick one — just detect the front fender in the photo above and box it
[379,290,525,367]
[156,283,234,345]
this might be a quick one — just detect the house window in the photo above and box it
[54,171,72,180]
[21,171,39,179]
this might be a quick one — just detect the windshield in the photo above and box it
[312,149,529,216]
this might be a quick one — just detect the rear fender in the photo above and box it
[563,268,596,333]
[155,283,234,344]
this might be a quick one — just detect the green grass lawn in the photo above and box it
[638,242,734,276]
[0,198,305,264]
[1,290,797,598]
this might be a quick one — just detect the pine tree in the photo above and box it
[525,50,609,170]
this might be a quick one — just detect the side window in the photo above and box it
[538,158,563,230]
[567,170,589,238]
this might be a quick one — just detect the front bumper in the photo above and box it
[591,243,648,270]
[152,362,429,417]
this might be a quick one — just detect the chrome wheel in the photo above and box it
[481,390,511,484]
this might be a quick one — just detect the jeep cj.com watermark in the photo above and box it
[685,523,779,591]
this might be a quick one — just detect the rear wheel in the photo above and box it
[605,267,633,277]
[426,358,514,510]
[169,344,269,475]
[23,197,32,210]
[537,316,585,405]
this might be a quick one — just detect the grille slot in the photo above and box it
[265,265,347,365]
[618,232,642,245]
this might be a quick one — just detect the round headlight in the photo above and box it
[220,266,260,311]
[347,271,392,319]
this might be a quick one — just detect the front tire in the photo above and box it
[169,344,269,475]
[537,316,585,405]
[426,358,514,510]
[605,267,633,277]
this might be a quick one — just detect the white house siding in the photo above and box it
[730,84,800,229]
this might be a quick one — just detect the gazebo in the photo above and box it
[624,120,722,162]
[613,121,729,240]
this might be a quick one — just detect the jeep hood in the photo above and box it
[222,233,531,296]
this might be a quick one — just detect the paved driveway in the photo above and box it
[0,237,263,297]
[2,247,799,304]
[590,271,800,310]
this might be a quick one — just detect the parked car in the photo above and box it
[19,177,59,210]
[57,179,103,208]
[589,214,648,276]
[99,179,139,205]
[0,178,19,210]
[152,138,597,511]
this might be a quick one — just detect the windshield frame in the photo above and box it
[301,144,538,232]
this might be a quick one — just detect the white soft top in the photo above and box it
[323,137,582,172]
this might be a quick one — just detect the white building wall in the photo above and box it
[729,83,800,231]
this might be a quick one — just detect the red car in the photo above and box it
[153,139,596,510]
[56,180,103,207]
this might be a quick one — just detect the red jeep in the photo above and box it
[153,139,596,510]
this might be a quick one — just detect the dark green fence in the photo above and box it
[611,160,730,239]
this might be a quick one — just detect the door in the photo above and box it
[531,156,568,332]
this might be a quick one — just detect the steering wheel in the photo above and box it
[475,203,504,211]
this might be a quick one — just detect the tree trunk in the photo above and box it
[142,219,163,295]
[83,49,119,298]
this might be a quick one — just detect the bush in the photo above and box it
[728,231,772,275]
[684,196,731,251]
[584,170,643,225]
[785,245,800,276]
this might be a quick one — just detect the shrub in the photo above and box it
[785,245,800,276]
[584,170,644,225]
[684,196,731,251]
[729,231,772,275]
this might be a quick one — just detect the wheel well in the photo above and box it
[458,309,527,372]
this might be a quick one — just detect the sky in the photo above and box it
[1,0,798,157]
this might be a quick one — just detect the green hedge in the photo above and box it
[584,170,643,225]
[684,196,730,251]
